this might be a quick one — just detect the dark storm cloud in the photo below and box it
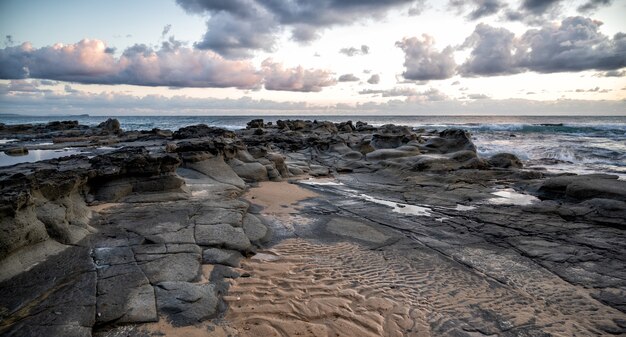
[577,0,612,13]
[338,74,360,82]
[459,17,626,76]
[520,0,561,14]
[175,0,418,58]
[449,0,506,20]
[396,35,456,81]
[339,45,369,56]
[194,11,279,58]
[0,39,337,92]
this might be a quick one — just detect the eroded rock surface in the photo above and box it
[1,118,624,336]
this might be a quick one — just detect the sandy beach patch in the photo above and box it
[243,180,318,215]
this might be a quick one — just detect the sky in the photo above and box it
[0,0,625,116]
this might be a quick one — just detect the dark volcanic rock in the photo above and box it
[97,118,121,134]
[172,124,236,139]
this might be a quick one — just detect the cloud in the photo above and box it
[575,86,610,93]
[338,73,360,82]
[176,0,417,58]
[0,39,261,88]
[449,0,506,20]
[597,69,625,77]
[396,35,456,81]
[520,0,561,14]
[505,0,563,24]
[517,17,626,73]
[261,59,337,92]
[459,23,518,76]
[0,39,338,92]
[358,87,447,100]
[194,11,279,59]
[2,82,624,116]
[466,93,490,99]
[367,74,380,84]
[339,45,369,57]
[460,17,626,76]
[161,24,172,38]
[577,0,612,13]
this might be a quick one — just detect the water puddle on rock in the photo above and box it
[301,177,433,216]
[488,188,539,206]
[0,148,83,167]
[359,193,432,216]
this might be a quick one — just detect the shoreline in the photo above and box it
[0,119,625,336]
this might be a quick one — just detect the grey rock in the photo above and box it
[136,253,201,283]
[489,153,523,168]
[243,214,270,243]
[195,224,252,252]
[202,248,243,267]
[186,157,245,189]
[155,281,219,326]
[229,159,268,182]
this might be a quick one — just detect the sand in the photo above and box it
[243,180,318,215]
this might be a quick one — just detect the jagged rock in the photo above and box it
[420,129,476,154]
[246,119,264,129]
[97,118,121,134]
[202,248,243,267]
[155,281,219,326]
[172,124,236,139]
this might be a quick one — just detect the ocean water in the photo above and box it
[1,115,625,177]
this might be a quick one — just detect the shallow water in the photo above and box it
[488,188,539,206]
[0,148,83,167]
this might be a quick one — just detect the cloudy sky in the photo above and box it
[0,0,625,115]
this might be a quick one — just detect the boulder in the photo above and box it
[4,147,28,156]
[539,174,626,202]
[489,153,523,168]
[97,118,121,134]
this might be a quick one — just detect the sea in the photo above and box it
[1,115,625,178]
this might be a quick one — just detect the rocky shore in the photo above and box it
[0,118,625,336]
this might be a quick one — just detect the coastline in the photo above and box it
[0,118,625,336]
